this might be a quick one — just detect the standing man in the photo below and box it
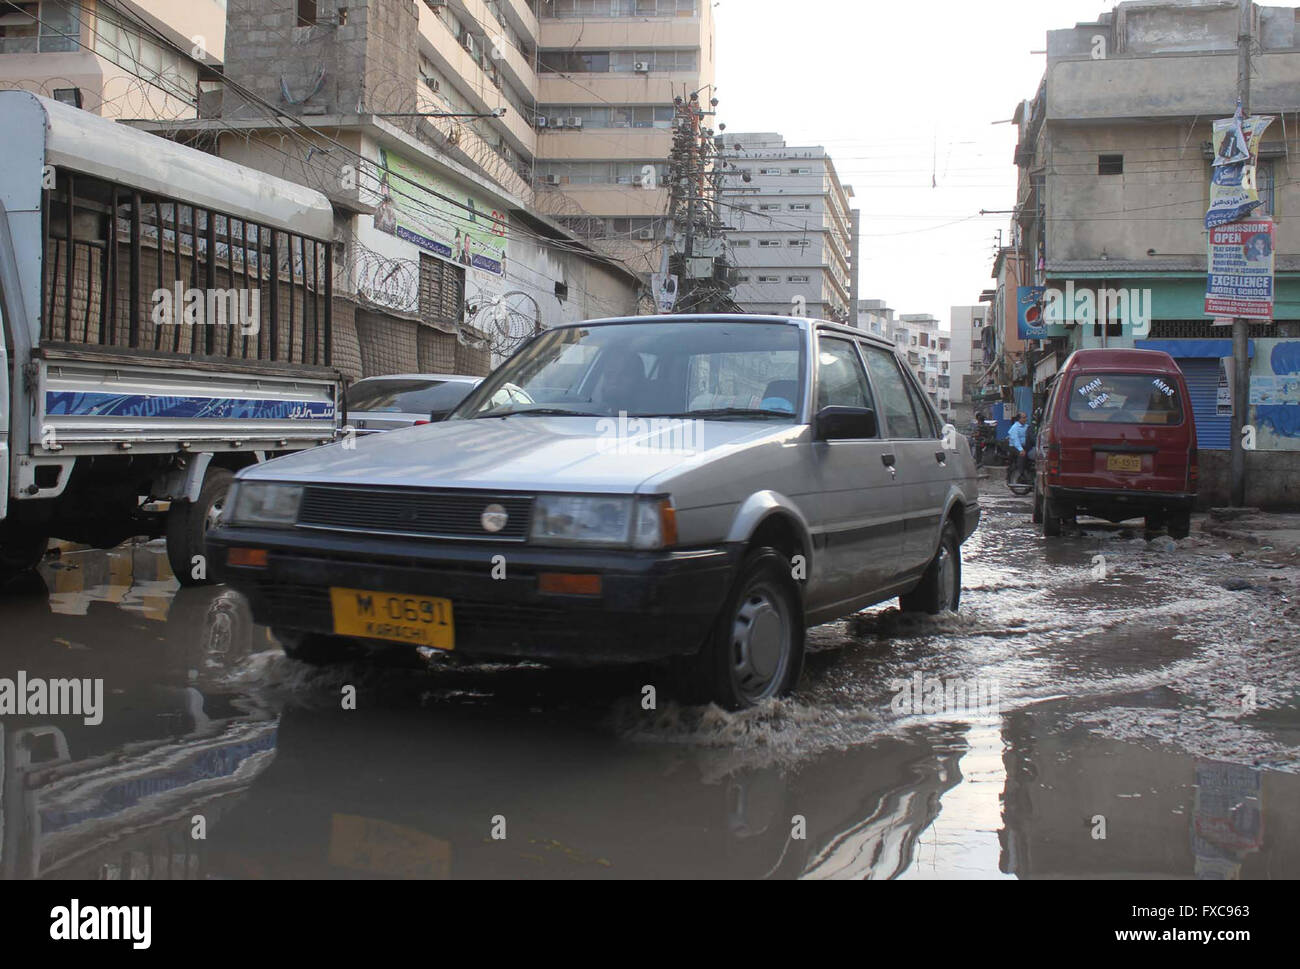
[1008,411,1030,484]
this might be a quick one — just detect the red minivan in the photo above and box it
[1034,348,1198,538]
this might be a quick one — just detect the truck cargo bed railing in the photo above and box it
[41,169,333,367]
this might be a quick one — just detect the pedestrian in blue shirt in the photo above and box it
[1008,412,1030,485]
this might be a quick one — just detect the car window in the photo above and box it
[861,346,922,439]
[347,379,471,413]
[816,337,875,414]
[901,370,939,439]
[1067,373,1185,425]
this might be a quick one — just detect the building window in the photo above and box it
[1258,158,1275,215]
[297,0,318,27]
[758,239,781,248]
[0,1,80,53]
[789,203,811,211]
[759,203,781,211]
[1098,154,1124,176]
[788,239,809,247]
[732,239,751,247]
[759,168,781,176]
[757,275,780,283]
[788,274,810,283]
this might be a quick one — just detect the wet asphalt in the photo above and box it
[1,480,1297,879]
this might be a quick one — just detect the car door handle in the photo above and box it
[935,450,947,465]
[881,453,896,467]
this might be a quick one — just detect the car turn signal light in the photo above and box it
[538,573,602,596]
[228,547,269,568]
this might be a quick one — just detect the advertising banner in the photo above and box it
[1206,113,1274,229]
[374,148,507,276]
[1206,218,1274,320]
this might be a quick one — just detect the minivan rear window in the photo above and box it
[1067,373,1184,425]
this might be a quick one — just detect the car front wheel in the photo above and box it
[688,548,804,711]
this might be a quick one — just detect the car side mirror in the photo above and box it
[815,406,878,441]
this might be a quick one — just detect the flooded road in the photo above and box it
[2,483,1297,879]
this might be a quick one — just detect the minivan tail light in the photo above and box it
[1189,450,1199,491]
[1046,443,1061,481]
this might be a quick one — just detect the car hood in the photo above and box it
[242,415,797,493]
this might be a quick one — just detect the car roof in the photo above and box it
[558,313,898,352]
[1062,348,1181,374]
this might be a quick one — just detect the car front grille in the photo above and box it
[296,486,533,542]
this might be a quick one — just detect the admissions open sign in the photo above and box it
[1206,218,1275,320]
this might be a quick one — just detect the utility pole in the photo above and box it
[849,209,861,324]
[1230,0,1252,507]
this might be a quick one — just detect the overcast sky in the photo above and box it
[713,0,1113,327]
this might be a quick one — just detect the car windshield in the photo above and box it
[347,379,476,414]
[1067,373,1184,425]
[457,321,806,420]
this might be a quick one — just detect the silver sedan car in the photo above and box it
[209,316,980,710]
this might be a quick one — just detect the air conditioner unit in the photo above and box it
[422,77,440,93]
[566,117,583,128]
[550,117,566,128]
[535,115,548,128]
[462,34,476,54]
[542,174,560,186]
[634,61,650,73]
[637,228,655,241]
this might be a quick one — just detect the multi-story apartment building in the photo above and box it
[1007,0,1300,504]
[719,132,854,322]
[0,0,642,379]
[0,0,226,119]
[948,304,988,421]
[534,0,715,275]
[856,298,896,338]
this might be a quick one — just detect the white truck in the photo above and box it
[0,92,344,584]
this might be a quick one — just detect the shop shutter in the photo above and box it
[1176,358,1230,450]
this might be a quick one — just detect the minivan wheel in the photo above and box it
[1042,497,1063,538]
[1167,510,1191,540]
[691,548,804,711]
[900,520,962,615]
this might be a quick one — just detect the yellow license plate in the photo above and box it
[1106,454,1142,473]
[329,587,454,650]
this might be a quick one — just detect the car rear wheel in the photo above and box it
[900,520,961,615]
[684,548,804,711]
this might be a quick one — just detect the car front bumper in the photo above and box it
[206,526,741,664]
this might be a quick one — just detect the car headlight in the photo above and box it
[226,482,303,527]
[531,495,676,549]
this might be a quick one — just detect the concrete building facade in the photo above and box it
[948,304,988,422]
[1006,0,1300,506]
[535,0,715,275]
[718,132,854,323]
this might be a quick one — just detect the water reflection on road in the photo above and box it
[1,506,1296,878]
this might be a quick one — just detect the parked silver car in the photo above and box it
[208,316,980,709]
[344,374,484,433]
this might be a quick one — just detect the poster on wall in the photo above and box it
[374,148,508,277]
[1206,218,1274,320]
[1216,358,1233,417]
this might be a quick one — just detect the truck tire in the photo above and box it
[0,533,50,583]
[677,547,804,711]
[900,520,961,614]
[167,467,234,587]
